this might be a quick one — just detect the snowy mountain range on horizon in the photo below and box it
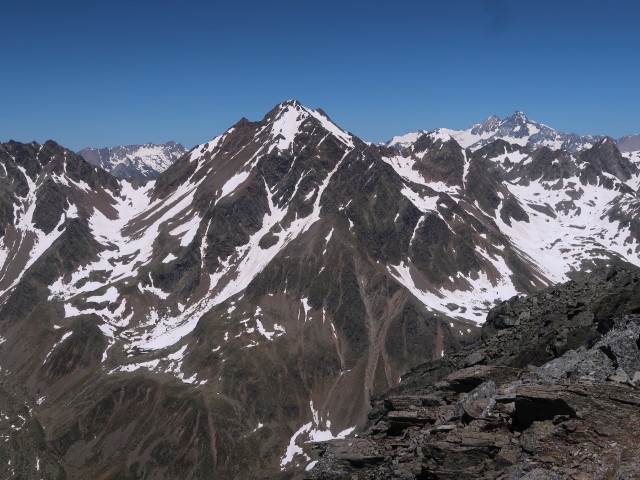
[77,141,187,178]
[386,110,640,153]
[74,109,640,179]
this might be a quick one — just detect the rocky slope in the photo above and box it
[77,141,187,178]
[307,268,640,479]
[0,101,639,479]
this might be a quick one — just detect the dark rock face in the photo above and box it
[410,136,465,186]
[307,269,640,479]
[0,380,66,480]
[578,137,638,184]
[43,316,107,380]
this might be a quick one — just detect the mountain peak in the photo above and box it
[277,99,304,110]
[508,110,529,122]
[475,115,501,134]
[595,136,614,146]
[265,99,309,120]
[428,129,454,143]
[263,100,354,150]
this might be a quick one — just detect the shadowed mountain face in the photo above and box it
[77,141,187,178]
[0,101,639,479]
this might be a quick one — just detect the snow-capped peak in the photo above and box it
[427,129,454,143]
[387,111,606,153]
[385,130,430,150]
[266,100,354,150]
[510,110,528,121]
[78,141,187,178]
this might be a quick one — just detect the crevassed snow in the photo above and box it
[428,129,453,143]
[86,143,184,174]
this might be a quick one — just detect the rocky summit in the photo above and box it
[0,101,639,479]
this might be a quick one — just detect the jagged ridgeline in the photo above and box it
[77,141,187,179]
[0,101,639,479]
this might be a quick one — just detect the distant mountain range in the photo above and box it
[77,141,187,178]
[74,114,640,181]
[386,111,640,153]
[0,101,639,478]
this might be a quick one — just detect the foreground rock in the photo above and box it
[307,269,640,479]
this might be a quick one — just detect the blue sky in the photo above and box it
[1,0,639,150]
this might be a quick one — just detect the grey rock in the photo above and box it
[309,272,640,480]
[520,468,562,480]
[463,350,486,367]
[453,380,497,422]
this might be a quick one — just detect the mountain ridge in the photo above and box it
[77,141,187,178]
[386,111,634,154]
[0,100,639,478]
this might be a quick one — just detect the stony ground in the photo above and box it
[306,269,640,479]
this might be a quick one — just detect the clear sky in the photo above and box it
[2,0,639,150]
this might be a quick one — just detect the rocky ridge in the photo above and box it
[307,268,640,479]
[386,111,635,155]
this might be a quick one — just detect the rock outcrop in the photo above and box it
[307,268,640,479]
